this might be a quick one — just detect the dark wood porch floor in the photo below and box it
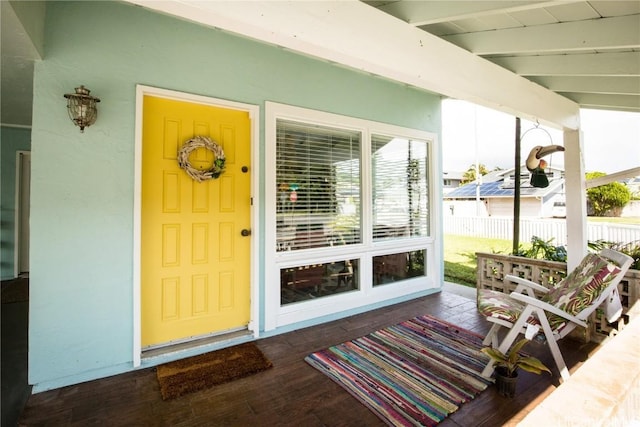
[18,290,598,426]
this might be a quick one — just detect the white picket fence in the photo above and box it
[443,216,640,246]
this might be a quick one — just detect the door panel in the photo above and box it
[141,95,251,348]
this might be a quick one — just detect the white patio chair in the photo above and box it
[477,248,633,381]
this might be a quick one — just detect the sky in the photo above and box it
[441,99,640,174]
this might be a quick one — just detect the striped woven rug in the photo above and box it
[305,315,493,426]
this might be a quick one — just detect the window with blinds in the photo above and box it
[276,119,362,252]
[268,103,435,310]
[371,135,429,241]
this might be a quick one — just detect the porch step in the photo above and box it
[443,281,476,300]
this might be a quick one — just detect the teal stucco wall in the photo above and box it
[29,1,441,391]
[1,126,31,280]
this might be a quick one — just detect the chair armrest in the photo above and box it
[505,275,550,297]
[600,248,634,272]
[509,292,588,328]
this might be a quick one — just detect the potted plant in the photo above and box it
[481,338,551,398]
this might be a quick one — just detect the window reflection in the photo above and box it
[373,250,426,286]
[281,259,359,304]
[371,135,429,240]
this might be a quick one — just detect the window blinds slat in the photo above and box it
[276,119,361,252]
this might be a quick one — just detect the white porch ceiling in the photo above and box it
[2,1,639,128]
[366,0,640,113]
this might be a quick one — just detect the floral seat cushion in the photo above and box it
[478,253,621,334]
[477,289,526,324]
[541,253,620,331]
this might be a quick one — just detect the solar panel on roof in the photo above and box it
[445,177,564,199]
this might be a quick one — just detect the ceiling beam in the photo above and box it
[374,1,575,26]
[125,0,580,130]
[563,93,640,111]
[586,167,640,189]
[529,76,640,95]
[443,15,640,55]
[489,52,640,77]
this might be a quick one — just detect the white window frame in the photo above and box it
[265,102,440,331]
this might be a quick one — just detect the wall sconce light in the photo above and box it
[64,85,100,132]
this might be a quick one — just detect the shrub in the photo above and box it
[513,236,567,262]
[586,172,631,216]
[515,236,640,270]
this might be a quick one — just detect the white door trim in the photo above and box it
[14,150,31,277]
[132,85,260,367]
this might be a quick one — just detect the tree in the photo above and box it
[586,172,631,217]
[461,163,490,185]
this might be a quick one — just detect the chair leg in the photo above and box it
[481,361,495,378]
[481,322,523,378]
[481,306,535,379]
[537,312,571,382]
[482,323,501,346]
[548,338,570,382]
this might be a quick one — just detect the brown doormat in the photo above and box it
[156,342,273,400]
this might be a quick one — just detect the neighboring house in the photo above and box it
[621,177,640,217]
[444,167,565,218]
[442,171,464,195]
[624,176,640,198]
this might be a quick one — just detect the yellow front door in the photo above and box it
[141,95,251,348]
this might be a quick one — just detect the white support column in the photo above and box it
[563,128,588,271]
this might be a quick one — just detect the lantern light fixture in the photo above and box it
[63,85,100,132]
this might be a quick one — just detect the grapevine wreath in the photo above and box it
[178,136,226,182]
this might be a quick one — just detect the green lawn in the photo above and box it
[444,235,512,287]
[443,216,640,286]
